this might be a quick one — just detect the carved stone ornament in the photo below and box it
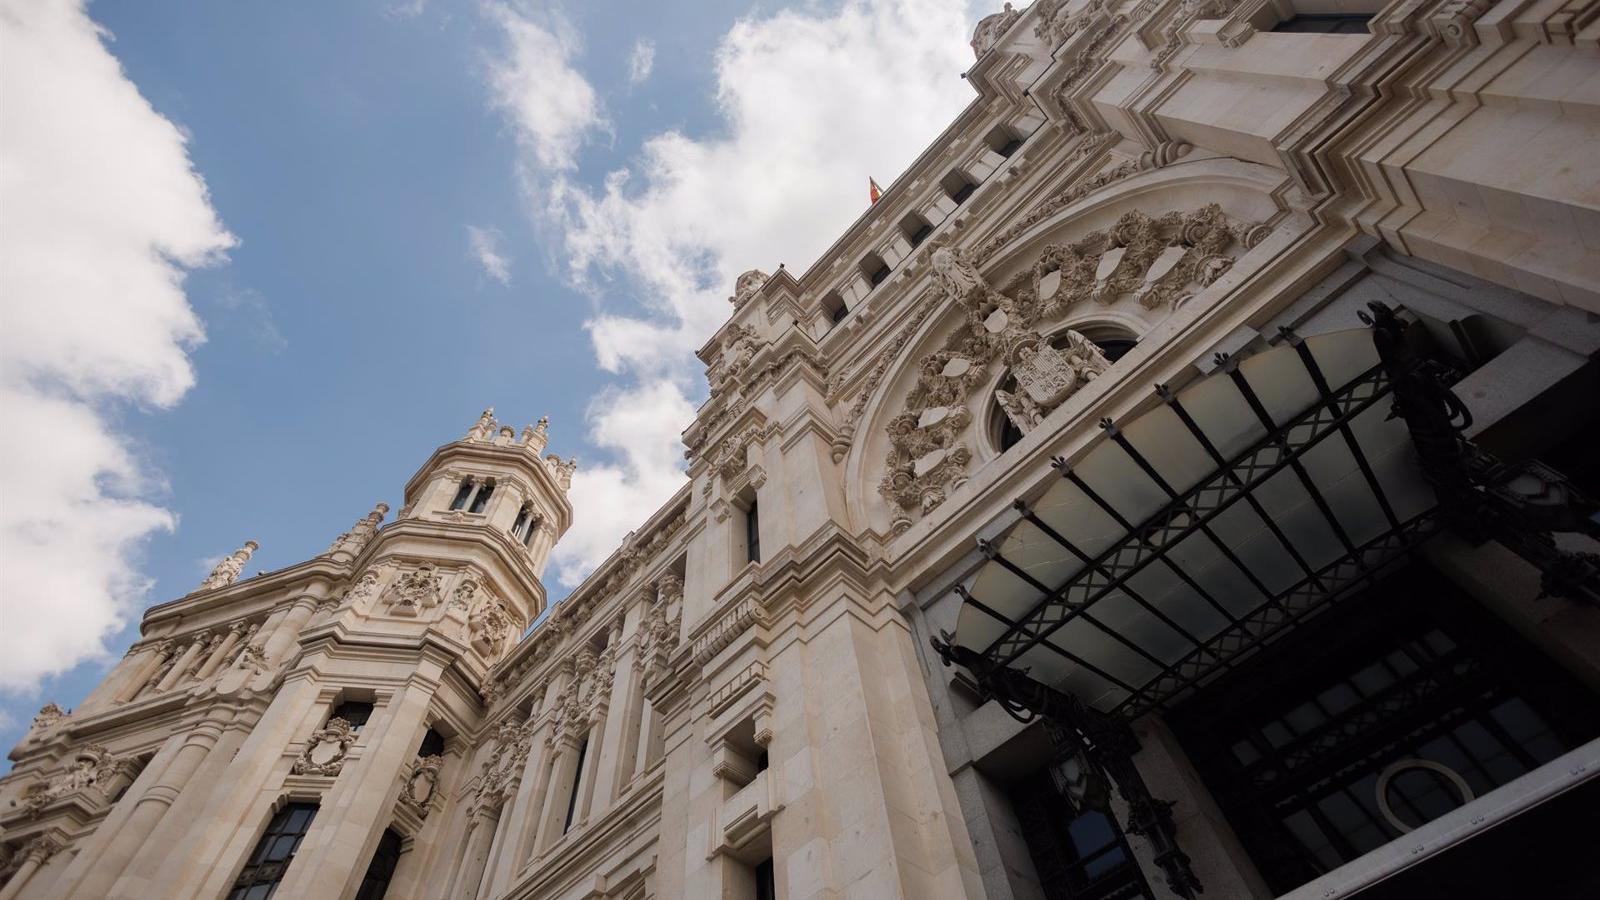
[198,540,258,592]
[543,453,578,491]
[468,592,513,659]
[384,563,442,614]
[400,754,443,819]
[346,569,382,606]
[16,744,119,816]
[971,2,1020,57]
[705,324,765,399]
[728,269,770,309]
[467,407,496,442]
[475,720,533,813]
[879,205,1265,529]
[293,717,357,777]
[28,703,68,738]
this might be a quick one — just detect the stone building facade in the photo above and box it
[4,1,1599,898]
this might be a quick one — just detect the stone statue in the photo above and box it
[728,269,770,309]
[467,407,496,442]
[997,389,1045,434]
[930,243,985,302]
[199,541,259,592]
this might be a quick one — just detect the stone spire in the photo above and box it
[322,501,388,560]
[466,407,496,442]
[522,415,551,454]
[198,540,258,592]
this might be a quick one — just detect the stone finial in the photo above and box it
[467,407,497,442]
[322,501,388,559]
[728,269,770,309]
[522,416,551,454]
[544,454,577,491]
[971,3,1020,58]
[199,541,259,592]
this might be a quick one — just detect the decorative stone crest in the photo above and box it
[706,324,765,399]
[728,269,769,309]
[27,703,68,739]
[383,563,442,614]
[198,540,258,592]
[399,754,443,819]
[346,569,382,606]
[292,717,357,777]
[475,719,533,813]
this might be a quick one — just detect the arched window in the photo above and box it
[449,477,476,511]
[511,504,529,538]
[511,503,540,546]
[993,330,1138,453]
[468,478,495,514]
[228,802,318,900]
[354,828,404,900]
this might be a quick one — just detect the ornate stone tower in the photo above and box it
[0,410,575,900]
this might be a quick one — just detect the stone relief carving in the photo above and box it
[292,717,357,777]
[476,719,533,813]
[728,269,770,310]
[197,540,258,592]
[399,754,443,819]
[322,501,387,559]
[15,745,119,816]
[706,324,765,400]
[26,703,68,740]
[877,205,1266,530]
[383,563,442,614]
[346,569,382,607]
[468,591,514,659]
[971,3,1021,57]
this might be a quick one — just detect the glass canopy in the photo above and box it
[952,328,1442,717]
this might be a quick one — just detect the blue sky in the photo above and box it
[0,0,981,754]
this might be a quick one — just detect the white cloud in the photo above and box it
[0,0,235,691]
[627,38,655,86]
[550,381,696,581]
[484,5,604,174]
[467,225,512,285]
[487,0,975,586]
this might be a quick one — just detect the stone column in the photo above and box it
[275,677,436,899]
[0,835,64,900]
[112,641,173,703]
[449,808,500,900]
[589,615,640,811]
[261,596,320,665]
[153,637,205,693]
[483,719,555,896]
[194,623,247,680]
[70,707,233,899]
[533,734,583,854]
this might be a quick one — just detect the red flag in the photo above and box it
[869,177,883,205]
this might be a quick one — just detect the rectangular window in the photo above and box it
[860,253,891,288]
[1271,13,1372,33]
[942,170,977,205]
[745,497,761,564]
[449,478,475,511]
[229,802,319,900]
[354,828,404,900]
[563,738,589,833]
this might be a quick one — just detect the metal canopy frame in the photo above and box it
[933,303,1600,900]
[965,328,1438,719]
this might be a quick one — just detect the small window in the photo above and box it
[511,504,529,537]
[449,477,475,511]
[860,253,891,288]
[745,496,762,565]
[899,212,934,249]
[417,728,446,758]
[563,738,589,833]
[354,828,404,900]
[756,857,777,900]
[468,479,495,514]
[1271,13,1371,33]
[511,503,539,545]
[984,125,1023,158]
[330,700,374,732]
[228,802,318,900]
[942,170,977,205]
[821,291,849,326]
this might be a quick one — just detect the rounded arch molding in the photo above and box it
[841,155,1302,540]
